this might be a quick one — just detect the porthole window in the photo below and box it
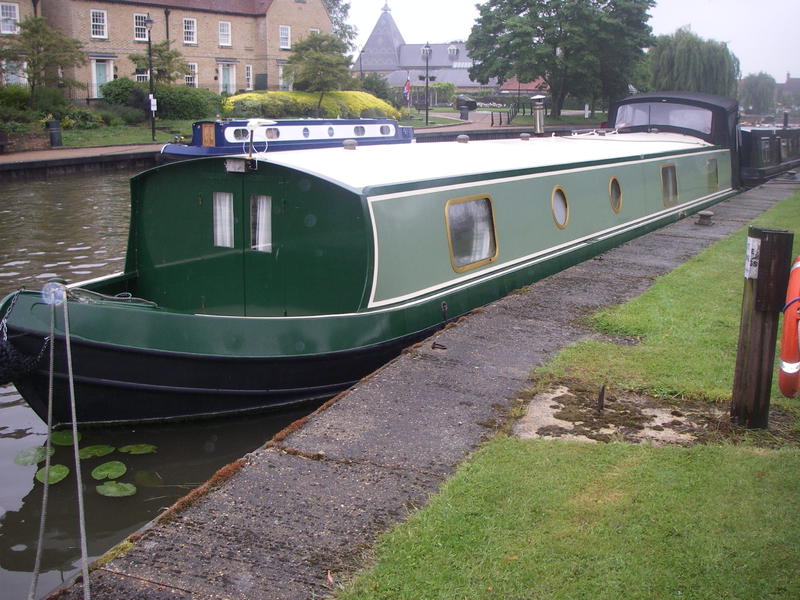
[265,128,280,140]
[609,177,622,213]
[706,158,719,192]
[380,125,391,135]
[445,196,498,272]
[354,125,366,136]
[327,126,335,137]
[661,164,678,206]
[302,127,310,138]
[232,128,249,141]
[551,186,569,229]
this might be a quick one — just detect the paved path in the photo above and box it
[0,143,163,166]
[49,176,800,599]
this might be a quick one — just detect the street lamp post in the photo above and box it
[421,42,432,126]
[145,14,155,142]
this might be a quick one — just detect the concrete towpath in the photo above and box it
[49,176,799,600]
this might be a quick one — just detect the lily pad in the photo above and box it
[51,430,81,446]
[35,464,69,484]
[14,446,55,466]
[96,481,137,497]
[119,443,157,455]
[79,445,116,459]
[91,461,127,480]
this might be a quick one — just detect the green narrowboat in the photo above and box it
[0,94,739,425]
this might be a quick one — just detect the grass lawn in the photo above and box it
[336,192,800,599]
[61,119,196,146]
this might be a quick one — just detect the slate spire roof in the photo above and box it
[360,2,406,72]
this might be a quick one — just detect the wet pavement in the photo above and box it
[47,177,800,599]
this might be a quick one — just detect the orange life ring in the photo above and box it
[779,256,800,398]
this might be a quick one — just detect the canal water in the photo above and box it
[0,171,314,597]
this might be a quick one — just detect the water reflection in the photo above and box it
[0,171,132,296]
[0,170,317,598]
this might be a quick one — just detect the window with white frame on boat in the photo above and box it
[661,165,678,205]
[213,192,235,248]
[250,195,273,253]
[219,21,231,47]
[91,9,107,39]
[706,158,719,192]
[133,13,148,41]
[0,3,20,34]
[185,62,198,87]
[183,18,196,44]
[446,196,498,272]
[609,177,622,213]
[551,186,569,229]
[615,102,713,135]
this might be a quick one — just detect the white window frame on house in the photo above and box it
[218,21,231,47]
[90,9,108,39]
[183,18,197,45]
[185,62,198,87]
[135,68,149,83]
[133,13,148,42]
[0,2,20,35]
[1,59,27,85]
[279,25,291,49]
[245,64,253,90]
[309,28,320,35]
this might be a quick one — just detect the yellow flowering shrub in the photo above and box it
[223,90,400,120]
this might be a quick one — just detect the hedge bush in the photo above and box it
[0,84,30,110]
[224,91,400,120]
[99,77,221,119]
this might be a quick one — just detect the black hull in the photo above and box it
[10,326,436,426]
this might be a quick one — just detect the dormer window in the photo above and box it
[448,45,459,57]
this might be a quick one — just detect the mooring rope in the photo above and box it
[62,294,92,600]
[27,303,56,600]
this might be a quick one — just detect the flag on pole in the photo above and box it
[403,78,411,104]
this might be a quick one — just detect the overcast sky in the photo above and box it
[347,0,798,82]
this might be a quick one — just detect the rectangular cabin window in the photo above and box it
[446,196,497,272]
[250,195,272,253]
[706,158,719,192]
[213,192,234,248]
[661,165,678,206]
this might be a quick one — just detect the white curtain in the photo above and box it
[448,198,496,268]
[213,192,234,247]
[250,195,272,252]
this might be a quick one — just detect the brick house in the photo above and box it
[1,0,330,100]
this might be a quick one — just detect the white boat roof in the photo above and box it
[253,131,713,194]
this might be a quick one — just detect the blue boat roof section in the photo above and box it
[259,132,715,195]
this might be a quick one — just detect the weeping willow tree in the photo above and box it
[650,27,739,97]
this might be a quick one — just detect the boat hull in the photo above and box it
[8,324,437,426]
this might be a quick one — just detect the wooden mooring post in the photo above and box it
[731,227,794,428]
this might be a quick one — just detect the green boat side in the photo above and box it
[1,142,734,362]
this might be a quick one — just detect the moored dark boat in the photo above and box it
[160,117,414,158]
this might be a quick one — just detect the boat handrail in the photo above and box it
[68,287,158,308]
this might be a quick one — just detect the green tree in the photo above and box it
[740,72,775,114]
[467,0,652,118]
[361,72,392,103]
[0,16,85,106]
[650,27,740,97]
[128,41,189,84]
[323,0,357,49]
[284,33,353,113]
